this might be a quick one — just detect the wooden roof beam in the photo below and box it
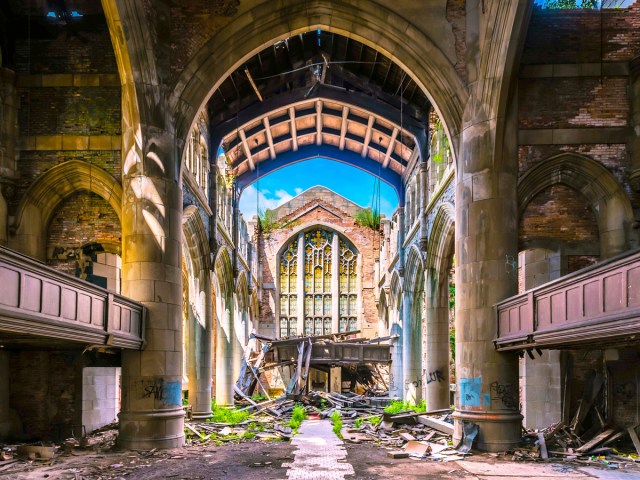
[382,127,399,168]
[339,106,349,150]
[263,117,276,159]
[361,115,375,158]
[316,100,323,146]
[239,129,255,171]
[289,107,299,151]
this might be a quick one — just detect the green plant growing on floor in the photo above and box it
[251,393,268,402]
[369,415,382,426]
[383,400,426,414]
[330,410,343,439]
[354,418,363,428]
[209,403,250,425]
[288,404,307,433]
[242,431,256,440]
[354,207,381,231]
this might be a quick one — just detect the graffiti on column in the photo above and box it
[405,378,422,390]
[141,378,165,399]
[389,373,399,394]
[138,378,182,406]
[426,370,445,384]
[489,381,518,410]
[459,378,481,407]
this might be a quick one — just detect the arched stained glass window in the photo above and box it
[279,241,298,338]
[279,228,358,337]
[339,239,357,332]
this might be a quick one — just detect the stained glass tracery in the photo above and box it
[279,229,358,337]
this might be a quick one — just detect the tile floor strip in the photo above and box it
[283,419,355,480]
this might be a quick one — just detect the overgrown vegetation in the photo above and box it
[354,207,381,231]
[209,403,250,425]
[383,399,427,414]
[536,0,628,7]
[257,208,280,234]
[430,117,450,164]
[288,404,307,433]
[330,410,343,439]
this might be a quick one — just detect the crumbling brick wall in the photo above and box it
[257,190,382,339]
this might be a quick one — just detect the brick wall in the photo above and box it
[518,2,640,257]
[523,4,640,65]
[46,191,121,276]
[518,184,599,248]
[9,351,79,440]
[257,190,381,339]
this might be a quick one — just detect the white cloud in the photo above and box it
[239,185,301,218]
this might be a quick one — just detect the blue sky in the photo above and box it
[238,158,399,219]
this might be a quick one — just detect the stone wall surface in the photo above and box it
[257,188,381,339]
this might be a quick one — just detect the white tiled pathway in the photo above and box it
[283,419,355,480]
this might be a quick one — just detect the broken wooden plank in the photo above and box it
[537,432,548,460]
[576,428,617,453]
[627,425,640,456]
[416,415,454,435]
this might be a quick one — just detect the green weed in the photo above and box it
[330,410,343,439]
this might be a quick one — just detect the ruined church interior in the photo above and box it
[1,0,640,478]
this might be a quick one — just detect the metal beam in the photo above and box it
[263,117,276,159]
[238,129,255,171]
[382,127,399,168]
[361,115,375,158]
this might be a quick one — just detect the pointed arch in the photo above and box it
[390,270,403,311]
[169,0,466,167]
[426,202,455,274]
[214,246,234,298]
[182,205,211,274]
[518,153,634,258]
[404,245,425,295]
[15,160,122,232]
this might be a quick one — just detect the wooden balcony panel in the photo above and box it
[0,246,145,349]
[495,249,640,351]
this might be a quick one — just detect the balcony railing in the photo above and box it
[0,246,145,349]
[495,249,640,351]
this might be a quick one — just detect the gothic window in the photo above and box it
[184,126,210,200]
[279,241,298,338]
[279,229,358,337]
[339,238,357,332]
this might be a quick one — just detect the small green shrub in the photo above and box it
[354,208,381,231]
[242,431,256,440]
[354,418,363,428]
[288,404,307,433]
[210,404,250,425]
[383,400,426,414]
[330,410,343,439]
[369,415,382,426]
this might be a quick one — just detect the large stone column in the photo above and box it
[0,67,18,247]
[425,268,451,411]
[389,305,403,399]
[630,56,640,191]
[453,98,522,451]
[118,135,185,449]
[215,292,234,405]
[0,351,11,441]
[192,273,213,419]
[402,289,423,404]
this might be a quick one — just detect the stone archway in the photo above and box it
[518,153,634,259]
[403,245,425,404]
[425,202,455,411]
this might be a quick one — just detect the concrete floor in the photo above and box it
[5,420,640,479]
